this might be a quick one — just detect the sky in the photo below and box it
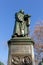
[0,0,43,65]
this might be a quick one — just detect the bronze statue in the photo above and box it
[13,10,31,37]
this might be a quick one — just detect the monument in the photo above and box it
[8,10,35,65]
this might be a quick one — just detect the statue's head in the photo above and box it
[19,10,24,14]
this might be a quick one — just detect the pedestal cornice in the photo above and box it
[8,37,35,45]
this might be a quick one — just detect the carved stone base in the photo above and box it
[11,55,32,65]
[8,37,35,65]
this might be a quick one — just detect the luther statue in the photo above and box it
[13,10,31,37]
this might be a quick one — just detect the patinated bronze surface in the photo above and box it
[13,10,31,37]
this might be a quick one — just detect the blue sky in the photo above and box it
[0,0,43,65]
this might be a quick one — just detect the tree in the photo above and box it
[0,61,4,65]
[32,21,43,61]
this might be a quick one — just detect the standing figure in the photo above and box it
[13,10,31,37]
[13,10,24,37]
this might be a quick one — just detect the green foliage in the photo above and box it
[0,61,4,65]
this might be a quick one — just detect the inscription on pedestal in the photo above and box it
[10,45,32,55]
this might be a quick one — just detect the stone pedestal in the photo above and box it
[8,37,35,65]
